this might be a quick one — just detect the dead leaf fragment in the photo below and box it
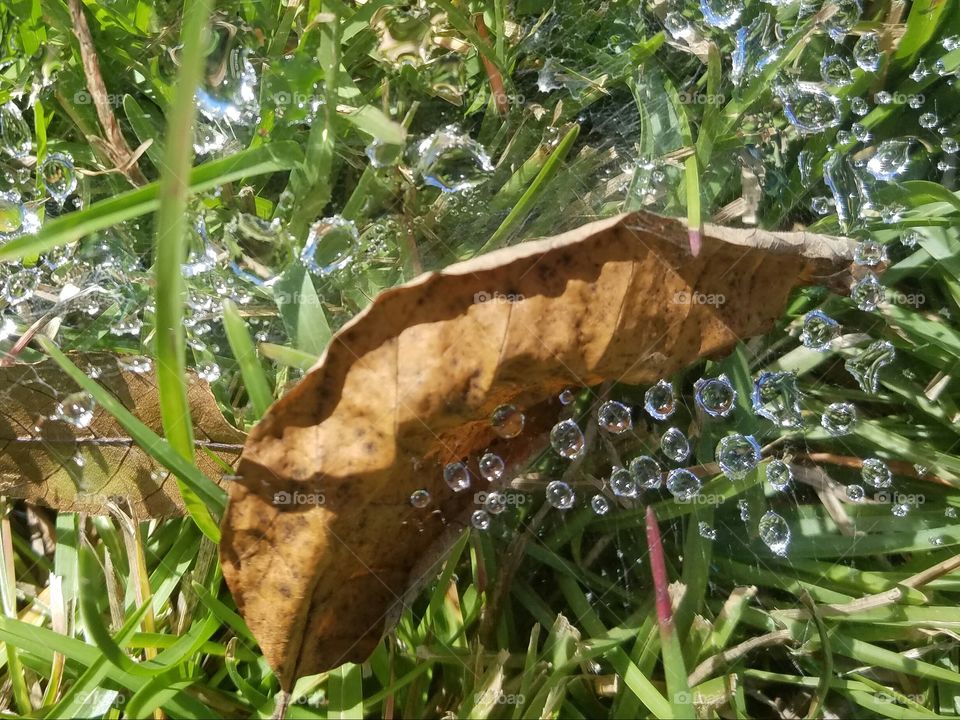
[0,354,244,518]
[220,211,854,689]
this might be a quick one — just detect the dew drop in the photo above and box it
[752,371,802,427]
[861,457,892,488]
[698,522,717,540]
[738,498,750,522]
[694,374,737,417]
[491,404,524,438]
[644,380,676,420]
[558,389,576,405]
[853,240,888,266]
[546,480,575,510]
[850,96,869,115]
[196,40,259,125]
[479,452,505,482]
[846,484,865,502]
[0,191,39,240]
[853,32,881,71]
[766,459,792,491]
[717,434,761,479]
[920,112,939,129]
[800,310,840,351]
[910,59,930,81]
[892,502,910,517]
[699,0,743,28]
[197,363,221,382]
[40,153,77,203]
[759,511,791,556]
[550,419,585,459]
[821,401,858,435]
[666,468,701,501]
[471,509,491,530]
[845,340,895,393]
[820,55,852,86]
[609,467,638,498]
[301,216,360,276]
[54,391,95,429]
[591,495,610,515]
[121,356,153,374]
[866,139,912,181]
[1,268,39,305]
[0,102,31,159]
[597,400,632,433]
[629,455,663,490]
[409,489,431,508]
[774,82,842,134]
[416,125,493,192]
[365,138,403,168]
[443,462,471,492]
[660,427,691,462]
[484,491,508,515]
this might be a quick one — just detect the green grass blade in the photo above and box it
[223,299,274,419]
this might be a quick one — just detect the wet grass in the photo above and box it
[0,0,958,717]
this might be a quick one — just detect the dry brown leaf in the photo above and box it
[220,211,854,688]
[0,353,244,518]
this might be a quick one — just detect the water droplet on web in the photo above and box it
[415,125,493,192]
[365,138,403,168]
[846,484,865,501]
[945,507,957,519]
[409,489,431,508]
[853,32,881,71]
[910,59,931,81]
[54,391,95,428]
[852,123,872,142]
[907,94,924,109]
[699,0,743,28]
[798,150,814,185]
[717,434,761,479]
[490,405,524,439]
[850,96,869,115]
[934,59,949,75]
[301,216,360,276]
[664,11,693,40]
[861,457,892,488]
[40,153,77,204]
[698,522,717,540]
[694,375,737,417]
[479,452,504,482]
[891,502,910,517]
[942,35,960,50]
[629,455,663,490]
[853,240,888,266]
[820,55,852,86]
[823,152,869,232]
[866,139,912,180]
[775,82,841,134]
[196,40,259,125]
[546,480,575,509]
[0,102,31,159]
[471,509,491,530]
[558,389,575,405]
[731,13,774,85]
[591,495,610,515]
[752,371,802,427]
[825,0,861,40]
[915,464,929,477]
[738,498,750,522]
[551,419,585,459]
[801,310,840,351]
[759,510,790,555]
[821,401,857,435]
[900,231,920,251]
[0,191,40,240]
[484,491,507,515]
[2,268,39,305]
[644,380,676,420]
[661,427,691,462]
[845,340,895,393]
[666,468,701,501]
[609,467,638,498]
[851,272,884,311]
[942,137,958,154]
[443,462,470,492]
[596,400,632,433]
[766,459,792,491]
[197,363,221,382]
[920,112,939,129]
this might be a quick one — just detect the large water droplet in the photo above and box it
[550,419,585,459]
[766,460,792,491]
[629,455,663,490]
[821,401,857,435]
[479,452,504,482]
[861,457,892,488]
[775,82,841,134]
[609,467,638,498]
[731,13,775,85]
[443,462,471,492]
[660,427,691,462]
[0,102,31,159]
[365,138,404,168]
[491,404,524,438]
[851,272,885,311]
[301,216,359,276]
[666,468,701,501]
[845,340,895,393]
[597,400,632,433]
[866,139,912,181]
[2,268,39,305]
[54,391,95,428]
[825,0,862,41]
[196,36,260,125]
[644,380,676,420]
[700,0,743,28]
[546,480,575,509]
[0,192,39,241]
[415,125,493,192]
[759,510,791,555]
[800,310,840,351]
[824,150,871,233]
[40,153,77,204]
[853,31,881,71]
[752,371,802,427]
[820,55,852,86]
[716,434,761,479]
[694,375,737,417]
